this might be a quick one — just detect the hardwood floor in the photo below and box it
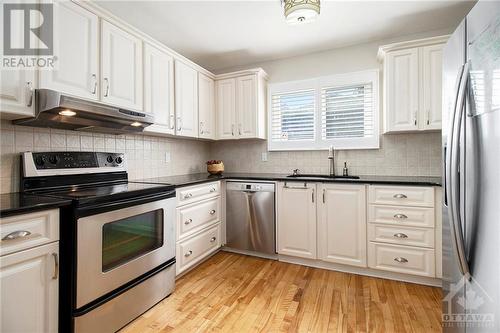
[121,251,442,333]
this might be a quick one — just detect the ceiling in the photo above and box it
[97,1,475,72]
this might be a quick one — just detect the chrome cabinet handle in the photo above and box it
[231,124,235,136]
[393,233,408,239]
[184,218,192,225]
[103,78,110,97]
[322,189,326,203]
[283,182,308,189]
[312,188,315,203]
[414,110,418,126]
[26,82,34,107]
[52,253,59,279]
[393,214,408,219]
[426,109,430,125]
[2,230,31,240]
[210,237,216,243]
[200,121,204,134]
[209,209,216,215]
[177,117,182,131]
[183,193,193,199]
[170,114,175,129]
[238,123,242,135]
[91,74,97,94]
[394,257,408,263]
[209,187,216,193]
[184,250,193,257]
[393,193,407,199]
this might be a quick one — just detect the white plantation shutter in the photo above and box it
[321,83,374,139]
[271,89,315,142]
[268,70,379,151]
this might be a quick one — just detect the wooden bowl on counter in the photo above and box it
[207,162,224,175]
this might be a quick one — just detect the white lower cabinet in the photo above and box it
[175,182,222,275]
[0,210,59,333]
[277,182,317,259]
[318,184,367,267]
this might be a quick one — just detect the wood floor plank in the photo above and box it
[120,252,441,333]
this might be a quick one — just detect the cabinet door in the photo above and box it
[0,243,59,333]
[277,182,317,259]
[319,184,367,267]
[385,48,419,132]
[175,61,198,138]
[198,73,215,139]
[143,43,175,135]
[40,0,98,100]
[0,3,35,119]
[421,45,443,130]
[101,20,143,111]
[236,74,257,138]
[216,78,236,139]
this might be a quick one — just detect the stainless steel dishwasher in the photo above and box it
[225,181,276,256]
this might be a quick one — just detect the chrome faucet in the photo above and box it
[292,168,300,176]
[328,146,335,177]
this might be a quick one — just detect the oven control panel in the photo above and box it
[31,152,125,169]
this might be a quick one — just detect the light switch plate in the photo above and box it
[165,152,171,163]
[261,152,268,162]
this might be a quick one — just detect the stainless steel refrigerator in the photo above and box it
[442,1,500,332]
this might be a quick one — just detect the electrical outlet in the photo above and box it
[261,152,268,162]
[165,152,171,163]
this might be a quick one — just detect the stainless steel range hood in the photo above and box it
[13,89,154,134]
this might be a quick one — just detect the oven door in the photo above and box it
[76,197,175,309]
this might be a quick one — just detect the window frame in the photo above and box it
[268,70,380,151]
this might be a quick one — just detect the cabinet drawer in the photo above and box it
[368,224,434,248]
[176,223,221,275]
[368,205,434,228]
[177,182,220,206]
[177,197,221,240]
[368,186,434,207]
[0,209,59,256]
[368,242,435,277]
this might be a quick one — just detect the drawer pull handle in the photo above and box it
[209,187,216,193]
[52,253,59,280]
[393,214,408,219]
[185,250,193,257]
[2,230,31,240]
[184,193,193,199]
[393,233,408,239]
[184,219,192,225]
[209,209,216,215]
[393,193,407,199]
[210,237,217,243]
[394,257,408,263]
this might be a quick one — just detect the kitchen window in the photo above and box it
[268,70,379,151]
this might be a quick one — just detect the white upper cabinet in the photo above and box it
[421,44,443,130]
[379,36,447,133]
[40,1,99,100]
[215,69,267,140]
[175,61,199,138]
[198,73,215,139]
[101,20,143,111]
[143,43,175,135]
[384,48,420,132]
[318,184,367,267]
[216,78,237,139]
[277,182,317,259]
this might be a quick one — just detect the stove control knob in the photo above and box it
[106,155,114,163]
[49,156,59,165]
[115,156,123,164]
[35,156,45,166]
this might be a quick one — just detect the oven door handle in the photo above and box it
[76,190,176,218]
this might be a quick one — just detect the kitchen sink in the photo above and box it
[286,174,360,180]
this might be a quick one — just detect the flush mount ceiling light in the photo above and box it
[282,0,320,25]
[58,109,76,116]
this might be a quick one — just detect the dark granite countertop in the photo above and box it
[135,173,442,187]
[0,193,71,218]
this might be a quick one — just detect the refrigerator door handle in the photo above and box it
[447,60,471,279]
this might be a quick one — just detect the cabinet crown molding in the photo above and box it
[377,35,450,61]
[215,68,268,81]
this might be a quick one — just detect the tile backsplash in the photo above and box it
[210,132,442,177]
[0,120,210,194]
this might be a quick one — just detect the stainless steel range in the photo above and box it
[21,151,176,333]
